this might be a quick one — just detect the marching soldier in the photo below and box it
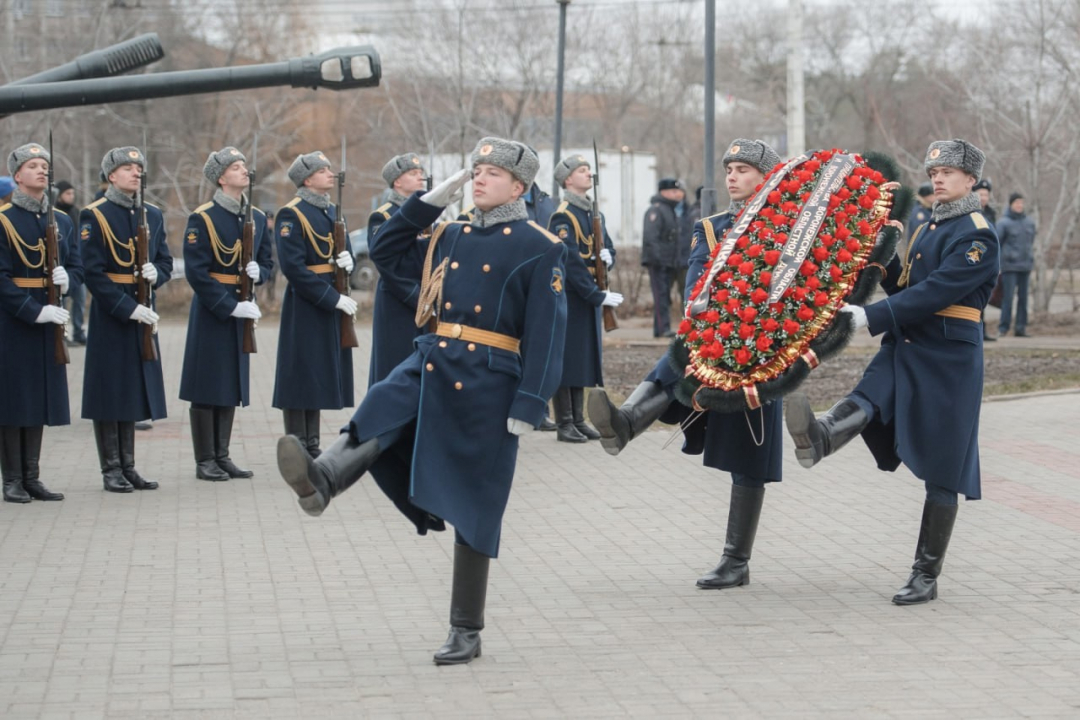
[367,151,428,386]
[179,147,273,481]
[272,151,355,458]
[547,154,623,442]
[80,147,172,492]
[590,139,786,589]
[0,143,81,503]
[276,137,567,665]
[785,139,998,605]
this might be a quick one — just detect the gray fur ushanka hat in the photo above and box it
[924,139,985,180]
[287,151,331,187]
[470,137,539,187]
[554,154,589,188]
[382,152,425,187]
[722,139,781,176]
[203,146,246,185]
[7,143,49,176]
[101,146,145,179]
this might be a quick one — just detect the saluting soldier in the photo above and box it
[367,151,428,387]
[590,139,787,590]
[785,139,998,605]
[547,154,623,443]
[179,147,273,481]
[276,137,567,666]
[272,151,355,458]
[0,143,81,503]
[80,147,172,493]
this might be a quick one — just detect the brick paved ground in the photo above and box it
[2,320,1079,719]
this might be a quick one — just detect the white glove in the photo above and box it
[140,262,158,285]
[130,305,159,325]
[599,248,613,267]
[230,301,262,320]
[336,295,358,316]
[507,418,533,436]
[35,305,69,325]
[335,250,354,274]
[840,304,867,331]
[52,265,69,295]
[601,291,624,308]
[245,260,261,281]
[421,168,471,208]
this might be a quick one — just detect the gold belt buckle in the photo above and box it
[451,323,463,339]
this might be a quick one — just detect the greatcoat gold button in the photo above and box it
[454,382,463,390]
[438,341,447,348]
[482,264,491,272]
[444,301,452,309]
[503,227,512,235]
[451,261,459,269]
[474,305,482,313]
[467,343,476,351]
[426,363,434,371]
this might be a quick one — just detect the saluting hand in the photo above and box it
[335,250,355,274]
[52,265,69,295]
[140,262,158,285]
[421,168,471,208]
[245,260,261,281]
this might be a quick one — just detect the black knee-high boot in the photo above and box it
[1,425,31,503]
[553,387,586,443]
[305,410,322,458]
[785,393,869,468]
[21,426,63,501]
[214,406,253,478]
[94,421,131,493]
[277,431,381,516]
[697,484,765,589]
[433,542,490,665]
[587,382,671,456]
[118,421,158,490]
[570,387,600,440]
[191,407,229,481]
[892,500,958,605]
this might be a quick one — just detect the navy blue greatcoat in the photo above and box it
[0,202,81,426]
[351,194,568,558]
[647,211,784,482]
[179,199,273,407]
[548,199,615,387]
[367,200,426,387]
[856,206,999,499]
[272,197,355,411]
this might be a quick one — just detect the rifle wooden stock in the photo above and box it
[135,209,158,362]
[333,219,359,348]
[240,213,257,354]
[592,212,618,332]
[43,217,69,365]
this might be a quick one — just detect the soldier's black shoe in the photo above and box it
[2,479,31,503]
[119,422,158,490]
[785,393,869,469]
[1,426,31,503]
[892,500,958,606]
[277,432,380,517]
[94,421,133,493]
[214,407,253,478]
[191,407,229,481]
[588,382,671,456]
[697,484,765,589]
[570,388,601,440]
[434,543,489,666]
[553,387,587,443]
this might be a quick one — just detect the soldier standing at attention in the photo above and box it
[547,154,623,443]
[367,152,428,387]
[272,151,356,459]
[179,147,273,481]
[0,142,80,503]
[276,137,567,666]
[80,147,172,492]
[786,139,998,605]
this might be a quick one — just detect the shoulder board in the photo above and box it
[0,203,11,214]
[145,201,162,211]
[253,207,266,218]
[84,197,107,210]
[283,197,301,209]
[702,210,729,222]
[528,220,561,244]
[555,200,570,213]
[970,212,989,230]
[195,201,214,213]
[375,202,393,214]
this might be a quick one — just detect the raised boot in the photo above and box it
[1,425,31,503]
[892,500,958,605]
[785,393,869,469]
[571,387,601,440]
[94,421,132,493]
[588,381,671,456]
[304,410,322,459]
[213,406,253,478]
[433,543,490,665]
[697,484,765,589]
[190,407,229,481]
[118,421,158,490]
[21,426,63,501]
[277,431,381,517]
[553,387,587,443]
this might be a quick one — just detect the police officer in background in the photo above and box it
[179,147,273,481]
[907,183,933,243]
[786,139,998,606]
[54,180,87,345]
[80,147,172,492]
[272,151,355,458]
[367,152,428,387]
[276,137,567,666]
[642,177,685,337]
[548,154,622,443]
[0,143,80,503]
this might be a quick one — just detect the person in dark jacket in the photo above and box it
[642,178,685,337]
[996,192,1036,337]
[907,183,933,244]
[973,178,998,340]
[54,180,87,345]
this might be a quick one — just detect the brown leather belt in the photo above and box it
[210,272,241,285]
[935,305,981,323]
[106,272,136,284]
[12,277,47,288]
[435,322,521,354]
[307,263,334,274]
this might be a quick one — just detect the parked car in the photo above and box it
[348,226,378,291]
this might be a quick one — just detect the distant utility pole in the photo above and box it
[552,0,571,199]
[786,0,805,155]
[701,0,717,217]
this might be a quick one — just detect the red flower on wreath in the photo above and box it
[733,348,752,365]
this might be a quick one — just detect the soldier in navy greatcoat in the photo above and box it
[271,151,356,459]
[179,147,273,481]
[80,147,172,493]
[367,152,428,387]
[589,139,785,590]
[276,137,567,666]
[0,143,81,503]
[786,139,999,605]
[547,154,623,443]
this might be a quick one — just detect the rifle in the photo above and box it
[135,151,158,362]
[45,131,69,365]
[334,136,359,349]
[239,137,258,354]
[592,140,617,332]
